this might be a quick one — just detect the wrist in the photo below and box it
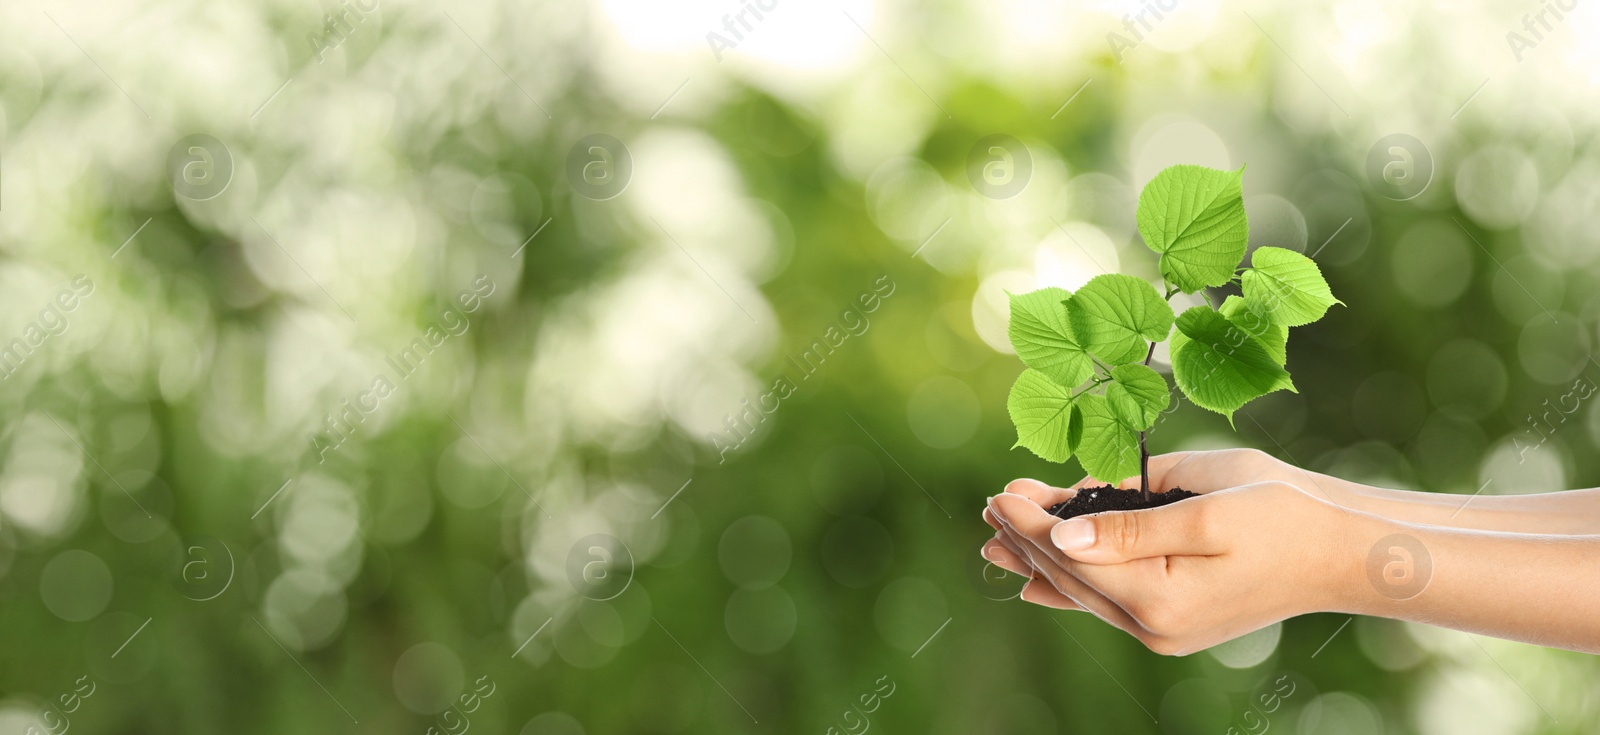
[1320,504,1409,616]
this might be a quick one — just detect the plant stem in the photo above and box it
[1139,431,1150,503]
[1139,341,1156,502]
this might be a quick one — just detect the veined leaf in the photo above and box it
[1007,369,1078,462]
[1073,393,1141,483]
[1007,288,1093,387]
[1171,306,1295,422]
[1220,295,1286,367]
[1106,363,1170,431]
[1067,274,1174,366]
[1241,246,1342,327]
[1137,165,1250,292]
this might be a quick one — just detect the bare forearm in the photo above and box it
[1293,468,1600,535]
[1338,513,1600,653]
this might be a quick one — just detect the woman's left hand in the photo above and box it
[984,481,1358,655]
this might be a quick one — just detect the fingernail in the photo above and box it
[1051,518,1094,551]
[984,545,1005,562]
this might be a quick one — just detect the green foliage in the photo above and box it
[1106,363,1169,431]
[1067,274,1175,365]
[1241,246,1343,327]
[1073,393,1141,483]
[1136,164,1250,293]
[1170,307,1295,422]
[1005,164,1338,475]
[1007,368,1078,462]
[1008,288,1093,386]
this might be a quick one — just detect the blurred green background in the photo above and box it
[2,0,1599,733]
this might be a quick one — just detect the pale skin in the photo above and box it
[980,448,1600,655]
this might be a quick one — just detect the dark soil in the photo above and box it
[1047,485,1198,520]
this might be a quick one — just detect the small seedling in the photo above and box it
[1006,164,1339,512]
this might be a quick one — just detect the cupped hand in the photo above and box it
[984,480,1357,655]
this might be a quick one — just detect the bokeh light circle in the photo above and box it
[1456,145,1540,229]
[1207,621,1282,669]
[39,549,113,622]
[717,515,791,588]
[1425,339,1507,420]
[1390,221,1472,308]
[723,586,798,654]
[392,642,465,715]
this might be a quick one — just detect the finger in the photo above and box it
[981,537,1032,578]
[1000,525,1150,634]
[1048,499,1224,565]
[1019,577,1082,611]
[1002,478,1080,509]
[990,501,1149,632]
[984,484,1062,531]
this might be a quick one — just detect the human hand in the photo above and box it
[979,448,1360,584]
[981,449,1347,530]
[984,481,1357,655]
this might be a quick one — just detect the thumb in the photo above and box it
[1049,502,1218,564]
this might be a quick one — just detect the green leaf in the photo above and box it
[1219,295,1286,367]
[1137,165,1250,292]
[1067,274,1175,366]
[1106,363,1170,431]
[1073,393,1141,482]
[1241,246,1342,327]
[1007,369,1078,462]
[1170,306,1295,422]
[1007,288,1093,387]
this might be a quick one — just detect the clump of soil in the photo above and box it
[1047,485,1198,520]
